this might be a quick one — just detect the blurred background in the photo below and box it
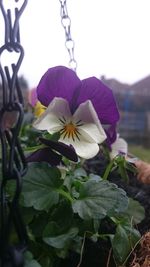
[0,0,150,161]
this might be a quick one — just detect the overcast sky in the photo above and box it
[1,0,150,88]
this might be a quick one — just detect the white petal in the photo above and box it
[33,97,71,132]
[78,123,106,144]
[33,112,62,132]
[59,135,99,159]
[73,100,106,143]
[110,137,128,159]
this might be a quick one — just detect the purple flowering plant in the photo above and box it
[19,66,144,267]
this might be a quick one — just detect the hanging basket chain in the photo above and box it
[59,0,77,71]
[0,1,28,266]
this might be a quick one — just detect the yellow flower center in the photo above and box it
[34,101,46,117]
[64,122,76,134]
[60,122,80,141]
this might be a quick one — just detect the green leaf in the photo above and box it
[50,199,73,232]
[24,259,41,267]
[73,168,87,178]
[33,200,73,238]
[43,226,78,249]
[24,251,42,267]
[24,251,33,261]
[22,163,63,211]
[72,180,128,220]
[123,225,141,246]
[89,173,102,182]
[111,225,130,264]
[30,212,50,237]
[120,198,145,225]
[43,132,60,141]
[39,256,54,267]
[22,207,37,224]
[5,180,16,199]
[111,224,141,265]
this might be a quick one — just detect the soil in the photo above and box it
[129,231,150,267]
[61,154,150,267]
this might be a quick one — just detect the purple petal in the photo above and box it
[26,147,62,166]
[76,77,120,125]
[105,124,117,148]
[37,66,81,107]
[39,138,78,162]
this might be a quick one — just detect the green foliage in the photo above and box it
[103,154,137,183]
[43,226,78,249]
[2,128,145,267]
[109,197,145,265]
[22,164,62,211]
[111,224,140,265]
[72,179,128,220]
[13,160,143,267]
[120,198,145,225]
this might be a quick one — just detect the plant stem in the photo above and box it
[102,159,115,180]
[57,188,74,202]
[76,232,86,267]
[24,144,45,152]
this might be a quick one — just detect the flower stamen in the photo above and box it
[60,122,81,141]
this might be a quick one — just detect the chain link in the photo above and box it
[0,1,28,266]
[59,0,77,71]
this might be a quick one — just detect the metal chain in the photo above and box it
[59,0,77,71]
[0,1,28,266]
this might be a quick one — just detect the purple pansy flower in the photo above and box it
[37,66,119,125]
[33,66,120,159]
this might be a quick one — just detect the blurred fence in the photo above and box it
[118,111,150,147]
[102,76,150,147]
